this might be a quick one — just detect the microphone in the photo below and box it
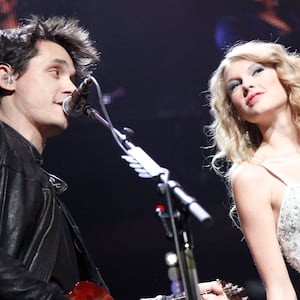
[167,180,213,227]
[62,76,92,117]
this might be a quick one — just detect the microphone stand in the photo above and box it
[82,103,213,300]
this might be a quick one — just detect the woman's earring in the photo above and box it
[245,130,252,147]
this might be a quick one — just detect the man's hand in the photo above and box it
[199,281,229,300]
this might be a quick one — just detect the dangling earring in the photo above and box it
[245,130,252,148]
[239,119,252,147]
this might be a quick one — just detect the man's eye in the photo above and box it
[49,69,59,76]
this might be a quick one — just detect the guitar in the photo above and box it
[154,280,248,300]
[68,281,114,300]
[217,280,248,300]
[68,280,248,300]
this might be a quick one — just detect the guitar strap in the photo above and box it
[23,192,62,282]
[58,199,110,293]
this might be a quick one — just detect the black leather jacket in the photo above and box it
[0,122,109,300]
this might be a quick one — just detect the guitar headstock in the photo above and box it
[218,280,248,300]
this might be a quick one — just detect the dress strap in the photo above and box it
[260,162,289,185]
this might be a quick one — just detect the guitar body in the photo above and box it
[68,281,114,300]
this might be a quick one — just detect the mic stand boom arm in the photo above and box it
[83,104,213,300]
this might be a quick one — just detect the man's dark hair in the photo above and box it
[0,15,100,78]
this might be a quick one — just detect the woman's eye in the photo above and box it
[252,66,264,75]
[228,80,241,92]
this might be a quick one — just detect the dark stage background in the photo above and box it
[11,0,300,299]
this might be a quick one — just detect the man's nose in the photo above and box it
[64,80,77,96]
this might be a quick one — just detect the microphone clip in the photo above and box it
[155,204,177,240]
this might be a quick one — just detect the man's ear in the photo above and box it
[0,64,15,91]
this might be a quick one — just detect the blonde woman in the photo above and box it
[207,40,300,300]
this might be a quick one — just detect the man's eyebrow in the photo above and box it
[50,58,70,67]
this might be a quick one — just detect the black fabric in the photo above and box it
[50,206,80,293]
[286,260,300,299]
[0,122,109,299]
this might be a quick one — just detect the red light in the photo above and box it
[155,204,165,213]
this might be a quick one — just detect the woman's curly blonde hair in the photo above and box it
[206,40,300,224]
[207,40,300,175]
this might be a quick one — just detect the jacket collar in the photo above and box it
[1,122,43,166]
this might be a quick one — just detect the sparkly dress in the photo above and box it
[261,163,300,296]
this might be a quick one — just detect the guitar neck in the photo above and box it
[164,281,248,300]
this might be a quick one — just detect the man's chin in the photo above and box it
[46,123,69,138]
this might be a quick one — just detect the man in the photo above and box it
[0,15,108,299]
[0,15,229,299]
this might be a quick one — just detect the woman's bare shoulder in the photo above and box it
[230,161,270,191]
[230,162,273,218]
